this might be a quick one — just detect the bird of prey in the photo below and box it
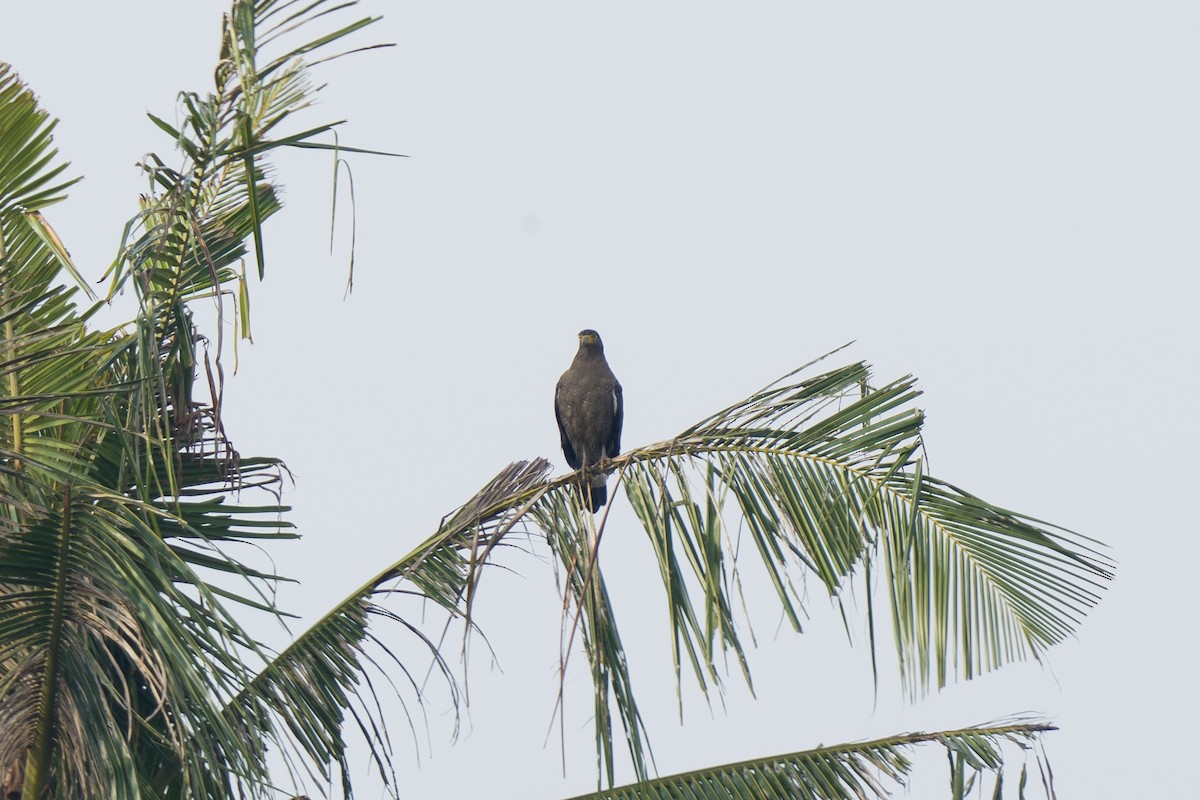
[555,329,623,512]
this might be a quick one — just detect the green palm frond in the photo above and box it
[222,458,553,797]
[1,64,140,799]
[564,719,1057,800]
[1,66,107,475]
[105,0,396,304]
[0,64,79,214]
[0,488,152,800]
[99,0,397,518]
[617,358,1110,694]
[532,491,655,785]
[0,482,284,800]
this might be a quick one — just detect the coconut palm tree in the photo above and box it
[0,2,1111,798]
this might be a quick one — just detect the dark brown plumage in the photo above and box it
[555,329,623,512]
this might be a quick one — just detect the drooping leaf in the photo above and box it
[564,719,1057,800]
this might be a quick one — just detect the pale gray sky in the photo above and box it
[4,2,1198,797]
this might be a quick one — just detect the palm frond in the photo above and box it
[563,718,1058,800]
[0,486,228,800]
[0,64,80,213]
[614,356,1111,696]
[98,0,395,523]
[104,0,394,303]
[0,67,147,798]
[532,491,655,785]
[220,458,552,798]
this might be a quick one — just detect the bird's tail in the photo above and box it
[583,474,607,512]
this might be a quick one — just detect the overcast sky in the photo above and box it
[3,1,1198,797]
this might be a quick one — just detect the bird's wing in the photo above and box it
[555,382,580,468]
[608,380,623,457]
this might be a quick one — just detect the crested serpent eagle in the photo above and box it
[555,329,623,512]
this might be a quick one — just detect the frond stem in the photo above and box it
[23,486,73,800]
[563,720,1057,800]
[0,224,23,471]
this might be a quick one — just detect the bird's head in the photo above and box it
[577,329,603,350]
